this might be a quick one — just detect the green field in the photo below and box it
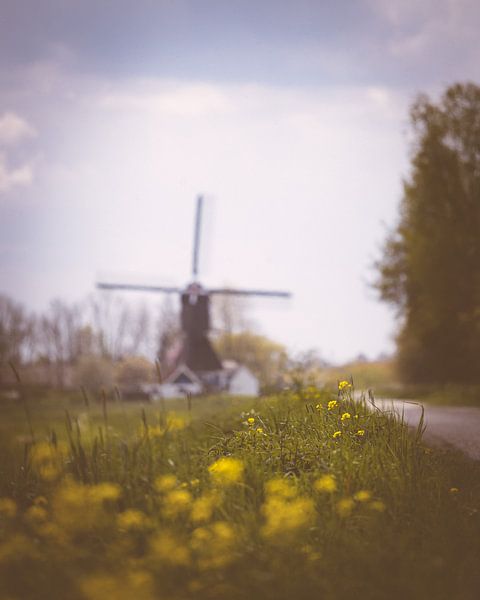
[0,385,479,600]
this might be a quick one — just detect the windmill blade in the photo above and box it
[208,287,291,298]
[192,194,203,279]
[97,282,182,294]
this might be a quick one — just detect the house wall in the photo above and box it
[228,367,259,396]
[151,382,203,400]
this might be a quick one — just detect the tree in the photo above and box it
[73,355,114,397]
[214,331,289,390]
[0,294,35,380]
[375,83,480,384]
[39,299,84,387]
[115,356,154,392]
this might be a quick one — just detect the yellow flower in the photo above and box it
[315,404,322,410]
[328,400,338,410]
[261,495,315,541]
[336,498,354,517]
[163,489,192,518]
[33,496,48,508]
[24,505,48,524]
[117,509,148,531]
[338,380,351,391]
[356,429,365,436]
[191,521,236,570]
[449,487,459,494]
[90,482,121,503]
[353,490,372,502]
[0,498,17,519]
[340,412,351,421]
[150,531,190,566]
[332,431,342,439]
[154,474,177,493]
[369,500,386,512]
[256,427,264,434]
[247,417,255,425]
[190,492,219,523]
[265,478,297,499]
[314,474,337,493]
[208,457,244,486]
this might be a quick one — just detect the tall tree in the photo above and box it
[375,83,480,384]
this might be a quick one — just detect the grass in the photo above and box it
[0,384,479,600]
[318,360,480,405]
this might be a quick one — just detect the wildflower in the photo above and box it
[29,441,67,481]
[356,429,365,436]
[117,509,148,531]
[338,380,351,391]
[314,474,337,493]
[328,400,338,410]
[247,417,255,425]
[150,531,191,566]
[155,474,177,493]
[261,495,315,541]
[449,487,460,494]
[163,489,192,518]
[24,505,48,524]
[265,477,297,499]
[82,570,154,600]
[90,482,121,503]
[369,500,386,512]
[354,414,359,419]
[208,457,244,486]
[33,496,48,508]
[0,498,17,519]
[191,521,236,570]
[315,404,322,410]
[190,492,219,523]
[354,490,372,502]
[332,431,342,439]
[336,498,354,517]
[341,412,351,421]
[256,427,264,434]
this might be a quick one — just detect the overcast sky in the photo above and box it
[1,0,479,362]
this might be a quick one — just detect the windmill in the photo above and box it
[97,196,291,391]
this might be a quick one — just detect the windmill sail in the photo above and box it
[95,195,292,387]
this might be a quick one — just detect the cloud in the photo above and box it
[0,112,36,146]
[98,81,232,117]
[0,153,33,193]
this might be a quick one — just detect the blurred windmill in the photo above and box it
[97,196,291,389]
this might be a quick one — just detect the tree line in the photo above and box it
[375,82,480,385]
[0,292,179,388]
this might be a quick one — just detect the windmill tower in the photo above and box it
[97,196,291,393]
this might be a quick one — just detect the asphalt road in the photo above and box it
[374,399,480,460]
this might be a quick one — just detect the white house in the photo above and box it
[145,360,259,400]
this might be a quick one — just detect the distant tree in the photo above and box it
[0,294,35,376]
[155,297,180,373]
[73,355,114,397]
[39,299,84,387]
[115,356,154,392]
[214,331,289,390]
[375,83,480,384]
[212,293,252,335]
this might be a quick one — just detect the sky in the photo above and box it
[1,0,480,363]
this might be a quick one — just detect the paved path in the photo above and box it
[373,399,480,460]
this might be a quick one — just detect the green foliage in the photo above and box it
[115,356,155,391]
[214,331,289,390]
[73,355,114,396]
[0,388,479,599]
[376,83,480,384]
